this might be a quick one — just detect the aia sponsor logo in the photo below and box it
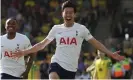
[4,51,14,57]
[60,37,77,45]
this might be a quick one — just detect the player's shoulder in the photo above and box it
[51,24,66,31]
[16,33,27,38]
[1,34,7,40]
[16,33,30,40]
[1,34,7,37]
[74,23,87,30]
[53,24,64,28]
[75,23,86,27]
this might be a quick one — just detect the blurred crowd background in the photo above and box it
[1,0,133,79]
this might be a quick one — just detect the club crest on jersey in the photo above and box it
[76,30,78,36]
[15,44,20,51]
[60,37,77,45]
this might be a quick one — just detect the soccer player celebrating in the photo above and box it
[0,18,34,79]
[12,0,124,79]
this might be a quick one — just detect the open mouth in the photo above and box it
[8,27,13,30]
[66,18,72,21]
[7,26,15,31]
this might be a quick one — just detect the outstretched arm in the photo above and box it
[13,39,52,58]
[88,38,124,61]
[13,25,57,59]
[23,39,51,55]
[88,38,112,55]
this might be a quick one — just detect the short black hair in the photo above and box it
[6,17,18,24]
[61,0,76,13]
[5,17,19,27]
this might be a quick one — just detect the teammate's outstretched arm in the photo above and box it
[13,24,56,59]
[88,38,125,61]
[12,39,52,58]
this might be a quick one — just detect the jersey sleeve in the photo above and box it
[82,26,93,41]
[46,25,56,41]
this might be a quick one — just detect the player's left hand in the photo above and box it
[12,50,25,60]
[110,51,125,61]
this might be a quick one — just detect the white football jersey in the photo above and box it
[0,33,31,77]
[46,23,93,72]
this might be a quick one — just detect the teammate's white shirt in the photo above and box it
[0,33,31,77]
[46,22,93,72]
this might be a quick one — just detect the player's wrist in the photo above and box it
[21,50,26,56]
[107,52,113,58]
[22,49,32,55]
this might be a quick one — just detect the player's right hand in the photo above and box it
[12,50,25,60]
